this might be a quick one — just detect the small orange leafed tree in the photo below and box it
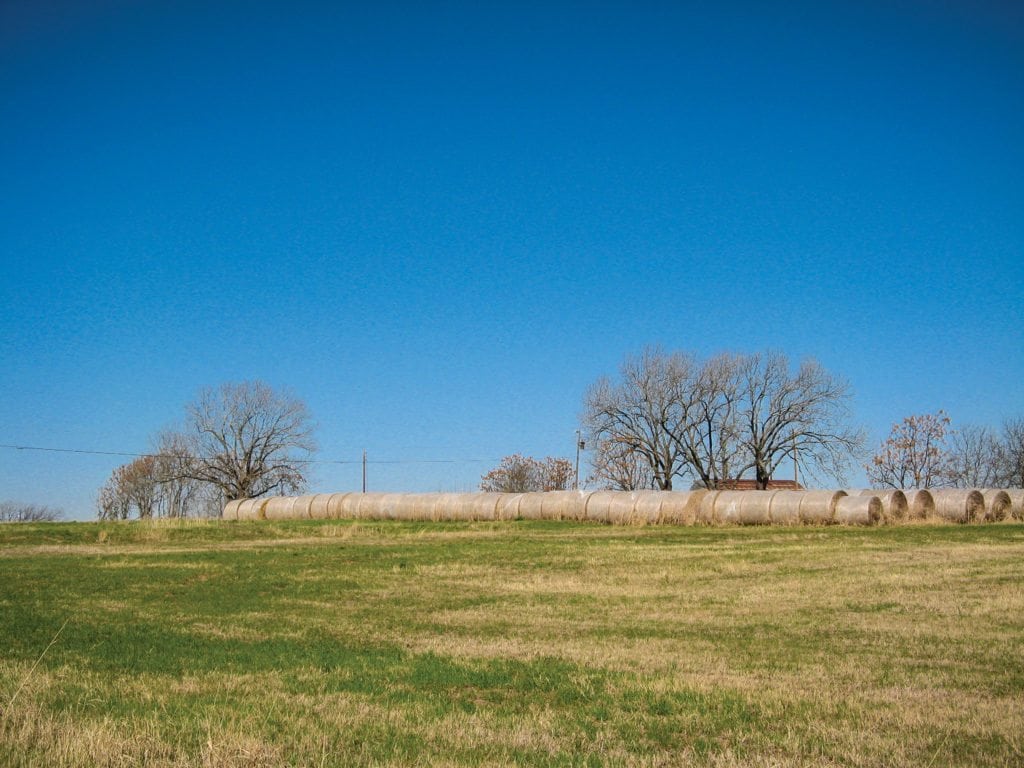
[480,455,572,493]
[866,411,953,489]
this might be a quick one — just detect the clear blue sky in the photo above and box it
[1,0,1021,519]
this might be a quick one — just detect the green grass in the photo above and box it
[1,519,1022,766]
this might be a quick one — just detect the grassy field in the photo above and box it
[0,519,1022,767]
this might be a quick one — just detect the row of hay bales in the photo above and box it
[222,488,1022,526]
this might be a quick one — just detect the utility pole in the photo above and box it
[574,430,585,490]
[362,450,367,493]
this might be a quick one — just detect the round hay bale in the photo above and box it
[391,493,432,521]
[251,497,269,520]
[932,489,984,523]
[540,491,587,521]
[516,493,545,520]
[1004,489,1024,521]
[769,491,805,525]
[222,499,243,520]
[739,491,777,525]
[470,492,502,521]
[712,491,746,525]
[607,492,641,525]
[431,493,462,521]
[495,493,523,520]
[659,491,707,525]
[309,494,332,519]
[799,490,846,525]
[583,491,618,524]
[696,491,721,524]
[902,489,935,520]
[263,496,296,520]
[632,491,669,524]
[353,493,388,520]
[836,495,881,525]
[295,495,318,519]
[377,493,406,520]
[235,498,258,520]
[859,489,908,524]
[325,493,353,518]
[979,490,1011,522]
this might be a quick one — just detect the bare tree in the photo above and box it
[672,352,748,489]
[0,501,64,522]
[737,353,863,489]
[866,411,953,489]
[582,348,696,490]
[947,424,1002,488]
[174,381,316,502]
[480,455,572,492]
[586,438,656,490]
[997,417,1024,488]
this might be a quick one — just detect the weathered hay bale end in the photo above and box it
[659,490,707,525]
[222,499,243,520]
[931,489,985,523]
[469,492,502,521]
[902,489,935,520]
[979,490,1011,522]
[235,497,269,520]
[836,495,881,525]
[859,490,908,524]
[515,493,545,520]
[309,494,333,519]
[711,491,776,525]
[1004,489,1024,521]
[326,493,354,518]
[799,490,846,525]
[352,493,387,519]
[292,495,317,519]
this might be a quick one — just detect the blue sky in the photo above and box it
[1,0,1021,519]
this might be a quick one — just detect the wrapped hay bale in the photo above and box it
[469,492,502,521]
[859,490,908,524]
[713,491,776,525]
[326,493,354,518]
[769,491,805,525]
[353,493,388,519]
[932,489,984,523]
[540,491,587,521]
[799,491,846,525]
[431,493,461,521]
[608,492,641,525]
[263,496,297,520]
[309,494,333,519]
[903,489,935,520]
[290,495,317,519]
[659,491,706,525]
[582,491,618,524]
[391,493,432,521]
[836,495,881,525]
[516,493,546,520]
[979,490,1011,522]
[632,491,670,524]
[222,499,243,520]
[1004,489,1024,521]
[495,493,524,520]
[696,491,721,524]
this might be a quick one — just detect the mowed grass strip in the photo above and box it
[0,519,1022,767]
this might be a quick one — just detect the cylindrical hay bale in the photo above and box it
[235,498,259,520]
[979,490,1011,522]
[836,495,881,525]
[353,492,388,520]
[514,493,544,520]
[607,492,640,525]
[263,496,296,520]
[769,491,805,525]
[1004,489,1024,521]
[251,497,269,520]
[932,489,985,523]
[696,491,721,524]
[903,489,935,520]
[799,490,846,525]
[859,490,908,524]
[290,495,316,519]
[495,493,523,521]
[659,491,707,525]
[713,491,776,525]
[432,493,462,521]
[326,493,354,518]
[222,499,243,520]
[309,494,333,520]
[390,493,429,521]
[632,491,668,525]
[376,493,405,520]
[540,491,587,521]
[469,492,502,521]
[583,491,619,524]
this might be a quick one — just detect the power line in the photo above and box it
[0,443,492,466]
